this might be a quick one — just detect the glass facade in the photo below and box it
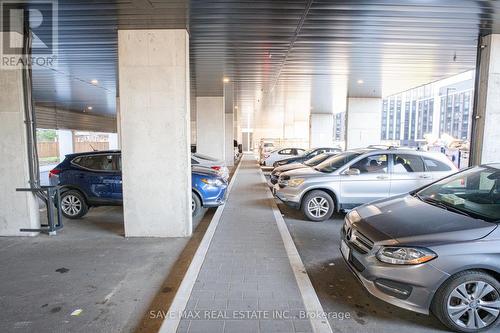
[380,74,474,146]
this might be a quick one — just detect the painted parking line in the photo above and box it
[158,159,243,333]
[258,167,333,333]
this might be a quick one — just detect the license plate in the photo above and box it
[340,240,350,260]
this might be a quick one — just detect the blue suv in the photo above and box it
[49,151,228,219]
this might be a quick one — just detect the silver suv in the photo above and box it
[274,148,458,221]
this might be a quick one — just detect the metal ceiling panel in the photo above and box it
[25,0,500,126]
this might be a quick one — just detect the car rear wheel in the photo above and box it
[301,190,334,222]
[192,192,202,218]
[60,190,88,219]
[432,271,500,333]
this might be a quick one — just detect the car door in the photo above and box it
[339,154,391,207]
[390,153,428,196]
[422,156,455,181]
[73,154,120,202]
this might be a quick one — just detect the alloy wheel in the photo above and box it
[307,197,329,218]
[447,280,500,330]
[61,194,82,217]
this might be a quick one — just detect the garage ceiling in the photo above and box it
[30,0,500,123]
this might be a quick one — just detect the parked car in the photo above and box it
[258,140,276,161]
[49,151,228,219]
[274,148,458,221]
[191,153,229,180]
[260,148,305,167]
[272,147,341,168]
[341,164,500,333]
[269,152,339,185]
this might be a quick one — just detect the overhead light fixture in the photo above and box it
[234,106,238,109]
[87,106,93,111]
[357,79,364,84]
[90,79,99,85]
[223,77,230,83]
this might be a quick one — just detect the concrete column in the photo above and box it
[0,20,40,236]
[309,114,334,148]
[471,34,500,164]
[57,129,74,162]
[115,97,122,148]
[196,96,225,161]
[224,114,234,166]
[309,76,334,147]
[224,85,235,166]
[118,29,191,237]
[345,97,382,149]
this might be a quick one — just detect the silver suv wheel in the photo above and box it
[301,190,335,222]
[307,197,329,218]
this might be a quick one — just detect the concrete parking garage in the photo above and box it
[1,1,500,333]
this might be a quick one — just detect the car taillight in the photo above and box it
[49,169,61,178]
[211,166,221,171]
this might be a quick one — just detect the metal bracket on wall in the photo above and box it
[16,186,63,235]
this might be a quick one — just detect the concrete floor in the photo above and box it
[0,206,208,333]
[278,204,449,333]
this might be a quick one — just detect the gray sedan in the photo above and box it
[341,164,500,332]
[275,148,457,221]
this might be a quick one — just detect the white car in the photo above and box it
[191,153,229,180]
[259,141,276,161]
[260,148,305,167]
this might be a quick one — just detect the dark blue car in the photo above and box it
[49,150,227,219]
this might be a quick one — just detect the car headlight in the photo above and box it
[201,178,223,187]
[288,178,305,187]
[346,210,361,223]
[376,247,437,265]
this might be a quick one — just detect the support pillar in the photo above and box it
[309,76,334,148]
[118,29,191,237]
[57,129,74,162]
[309,114,334,148]
[115,96,122,148]
[471,34,500,164]
[224,85,235,166]
[196,96,225,161]
[345,98,382,149]
[0,19,40,236]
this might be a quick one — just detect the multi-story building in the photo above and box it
[381,71,474,147]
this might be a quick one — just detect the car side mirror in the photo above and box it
[344,168,361,176]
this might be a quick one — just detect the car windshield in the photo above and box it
[193,153,218,161]
[304,153,332,166]
[417,166,500,222]
[314,152,361,173]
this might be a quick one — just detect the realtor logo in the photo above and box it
[1,0,57,68]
